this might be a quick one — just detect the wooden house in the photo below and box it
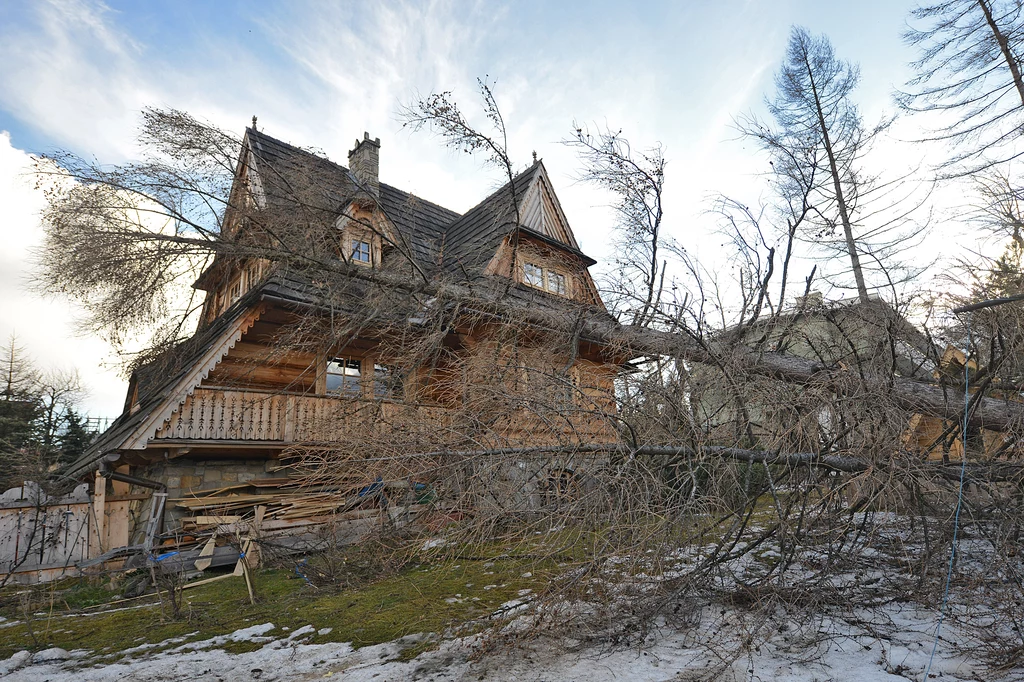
[903,345,1021,461]
[689,295,938,452]
[60,127,628,560]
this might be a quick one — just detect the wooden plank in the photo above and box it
[104,501,131,553]
[233,538,251,577]
[194,536,217,571]
[124,304,265,451]
[185,515,243,525]
[181,572,234,591]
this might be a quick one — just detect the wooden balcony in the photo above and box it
[153,387,451,444]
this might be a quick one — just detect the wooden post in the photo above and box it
[283,396,295,443]
[89,471,106,559]
[250,505,265,568]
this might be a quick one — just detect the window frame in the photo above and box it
[546,270,567,296]
[524,262,544,287]
[371,363,403,400]
[325,356,363,396]
[350,238,372,265]
[522,261,570,298]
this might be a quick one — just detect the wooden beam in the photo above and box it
[89,471,106,560]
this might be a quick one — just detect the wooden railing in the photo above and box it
[154,388,451,444]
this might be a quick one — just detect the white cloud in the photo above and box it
[0,131,126,418]
[0,0,155,159]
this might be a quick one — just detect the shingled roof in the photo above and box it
[441,163,540,275]
[244,129,592,279]
[64,293,263,479]
[246,128,467,274]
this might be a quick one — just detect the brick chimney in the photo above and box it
[348,132,380,200]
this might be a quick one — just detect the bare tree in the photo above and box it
[900,0,1024,176]
[739,27,904,303]
[27,98,1024,674]
[563,124,666,327]
[35,368,84,453]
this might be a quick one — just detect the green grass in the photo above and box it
[0,555,549,663]
[0,514,791,663]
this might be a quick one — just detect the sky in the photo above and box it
[0,0,975,418]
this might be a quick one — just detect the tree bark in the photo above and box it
[979,0,1024,109]
[266,265,1024,434]
[607,321,1023,433]
[401,443,1024,481]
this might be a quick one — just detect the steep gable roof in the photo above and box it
[65,295,265,478]
[242,131,597,279]
[245,128,460,275]
[441,161,596,278]
[517,163,580,250]
[441,163,540,276]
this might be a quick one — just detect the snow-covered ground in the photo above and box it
[0,601,1003,681]
[4,512,1020,680]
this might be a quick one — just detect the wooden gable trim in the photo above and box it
[243,132,268,210]
[121,304,266,450]
[194,135,264,293]
[516,164,581,250]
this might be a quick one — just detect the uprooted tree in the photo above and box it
[27,43,1024,674]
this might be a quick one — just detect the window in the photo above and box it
[351,239,372,264]
[547,271,567,296]
[228,276,243,303]
[524,262,544,287]
[523,262,569,297]
[326,357,362,395]
[248,259,266,285]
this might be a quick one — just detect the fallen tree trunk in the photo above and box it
[442,281,1024,433]
[355,443,1024,483]
[607,323,1023,433]
[268,268,1024,433]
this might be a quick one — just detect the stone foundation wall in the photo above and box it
[131,458,279,533]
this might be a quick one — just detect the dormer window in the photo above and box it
[523,262,570,297]
[336,212,384,268]
[351,239,372,265]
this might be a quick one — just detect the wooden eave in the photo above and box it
[119,304,265,451]
[514,227,597,267]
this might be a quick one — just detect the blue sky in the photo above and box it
[0,0,957,417]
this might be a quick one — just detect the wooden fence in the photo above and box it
[0,481,134,585]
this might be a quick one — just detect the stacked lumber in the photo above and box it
[172,475,429,531]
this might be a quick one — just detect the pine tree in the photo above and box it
[58,409,94,466]
[0,335,41,455]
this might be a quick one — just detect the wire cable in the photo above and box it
[923,316,972,678]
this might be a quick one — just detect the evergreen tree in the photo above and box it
[58,409,94,466]
[0,335,41,456]
[986,235,1024,297]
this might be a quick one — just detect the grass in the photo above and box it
[0,553,550,663]
[0,505,788,665]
